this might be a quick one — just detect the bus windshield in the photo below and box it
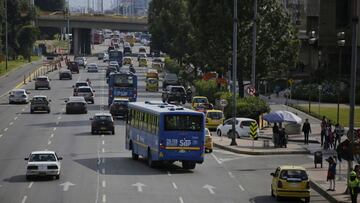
[164,115,202,131]
[113,74,134,87]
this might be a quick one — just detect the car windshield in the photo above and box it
[194,98,208,103]
[241,121,255,126]
[29,154,57,162]
[171,87,184,93]
[113,74,134,87]
[37,77,48,81]
[280,169,308,180]
[148,79,157,84]
[32,97,47,102]
[78,88,92,92]
[13,91,25,95]
[164,115,202,131]
[165,74,178,80]
[207,112,223,119]
[95,116,112,121]
[76,83,88,87]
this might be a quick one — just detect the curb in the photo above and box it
[310,179,345,203]
[259,135,320,144]
[213,142,310,155]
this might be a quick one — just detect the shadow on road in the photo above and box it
[3,175,58,183]
[28,120,89,127]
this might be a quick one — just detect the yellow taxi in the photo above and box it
[152,62,162,72]
[205,128,213,153]
[191,96,209,109]
[146,77,159,92]
[123,57,133,65]
[270,165,310,202]
[139,58,148,67]
[205,110,224,130]
[146,69,159,79]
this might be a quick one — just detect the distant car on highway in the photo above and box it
[205,110,224,130]
[25,151,62,180]
[137,53,147,61]
[216,117,259,138]
[73,81,90,96]
[65,96,88,114]
[108,61,120,71]
[67,61,80,73]
[109,98,129,118]
[9,89,30,104]
[162,85,186,104]
[106,66,118,78]
[59,69,72,80]
[30,95,51,114]
[123,45,132,56]
[90,113,115,135]
[76,86,95,104]
[35,76,51,90]
[123,57,133,65]
[162,73,179,88]
[87,63,98,73]
[74,57,87,67]
[139,58,148,67]
[103,52,109,62]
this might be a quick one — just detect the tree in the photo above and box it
[34,0,65,12]
[17,25,39,61]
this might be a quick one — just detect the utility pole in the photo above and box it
[251,0,257,88]
[67,0,70,55]
[348,0,358,188]
[5,0,8,70]
[230,0,238,146]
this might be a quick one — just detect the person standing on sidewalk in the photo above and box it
[349,171,359,203]
[302,119,311,145]
[321,116,327,146]
[272,123,279,147]
[326,156,336,191]
[334,123,344,148]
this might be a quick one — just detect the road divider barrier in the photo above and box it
[20,60,61,87]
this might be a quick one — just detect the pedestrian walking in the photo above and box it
[326,156,336,191]
[278,128,287,148]
[324,121,333,150]
[334,123,344,148]
[302,119,311,144]
[321,116,327,146]
[272,123,279,147]
[349,171,359,203]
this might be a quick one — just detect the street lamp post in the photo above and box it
[5,0,8,70]
[318,85,322,115]
[230,0,238,146]
[336,32,345,124]
[307,30,317,113]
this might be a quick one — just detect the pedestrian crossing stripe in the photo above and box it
[250,122,258,140]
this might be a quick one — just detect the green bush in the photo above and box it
[193,80,219,103]
[164,56,181,75]
[215,92,270,119]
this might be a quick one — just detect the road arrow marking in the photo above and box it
[203,184,215,194]
[60,181,75,191]
[132,182,146,192]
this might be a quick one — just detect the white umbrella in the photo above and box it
[263,110,302,124]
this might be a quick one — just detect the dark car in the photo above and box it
[65,96,87,114]
[67,61,80,73]
[106,66,118,78]
[162,85,186,104]
[123,46,132,56]
[35,76,51,90]
[109,98,129,118]
[30,95,51,113]
[90,113,115,135]
[162,73,179,88]
[59,69,72,80]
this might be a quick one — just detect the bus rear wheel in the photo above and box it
[182,161,196,170]
[147,149,155,168]
[131,145,138,160]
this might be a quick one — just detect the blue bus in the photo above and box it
[108,50,123,65]
[126,101,205,169]
[108,72,137,105]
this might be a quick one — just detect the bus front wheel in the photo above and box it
[131,143,138,160]
[147,149,155,168]
[182,161,196,170]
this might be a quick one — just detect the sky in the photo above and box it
[69,0,112,10]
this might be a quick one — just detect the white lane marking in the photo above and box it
[9,122,13,126]
[95,170,100,203]
[21,195,27,203]
[228,172,235,178]
[210,153,222,164]
[238,184,245,191]
[48,141,52,145]
[0,134,3,138]
[53,127,57,131]
[4,128,8,132]
[60,181,75,191]
[167,171,171,176]
[57,116,61,120]
[132,182,146,192]
[102,168,105,174]
[14,117,18,120]
[179,196,184,203]
[102,140,105,145]
[22,108,25,112]
[172,182,178,189]
[102,148,105,153]
[102,194,106,203]
[50,133,54,138]
[28,182,34,188]
[102,180,106,188]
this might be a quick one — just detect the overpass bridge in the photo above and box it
[36,14,148,55]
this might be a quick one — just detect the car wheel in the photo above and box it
[271,188,274,197]
[26,175,31,180]
[304,197,310,203]
[35,87,38,90]
[55,175,60,179]
[112,130,115,135]
[147,149,155,168]
[182,161,196,170]
[48,87,51,90]
[91,128,95,135]
[84,110,87,114]
[59,77,62,80]
[30,109,34,114]
[47,109,50,113]
[217,130,222,137]
[182,99,186,104]
[208,149,213,153]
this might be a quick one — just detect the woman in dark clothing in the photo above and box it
[326,156,336,191]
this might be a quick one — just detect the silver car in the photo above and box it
[9,89,30,104]
[76,86,95,104]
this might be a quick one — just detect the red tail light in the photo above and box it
[277,181,283,188]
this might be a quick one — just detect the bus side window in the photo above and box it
[150,115,155,134]
[135,111,139,129]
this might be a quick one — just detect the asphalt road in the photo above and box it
[0,42,329,203]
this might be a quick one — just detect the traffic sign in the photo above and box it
[247,86,256,96]
[219,99,228,107]
[249,122,258,140]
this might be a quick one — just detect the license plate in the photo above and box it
[101,127,106,130]
[178,150,186,153]
[289,183,299,188]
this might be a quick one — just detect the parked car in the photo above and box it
[205,128,213,153]
[9,89,30,104]
[162,73,179,88]
[162,85,186,104]
[73,81,90,96]
[65,96,87,114]
[25,151,62,180]
[35,76,51,90]
[270,165,310,202]
[59,69,72,80]
[76,86,95,104]
[30,95,51,113]
[216,118,259,138]
[90,113,115,135]
[87,63,98,72]
[109,98,129,118]
[67,61,79,73]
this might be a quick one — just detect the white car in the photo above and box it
[216,118,259,138]
[87,63,98,72]
[9,89,30,104]
[103,52,109,62]
[25,151,62,180]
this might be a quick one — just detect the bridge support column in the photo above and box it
[72,28,92,56]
